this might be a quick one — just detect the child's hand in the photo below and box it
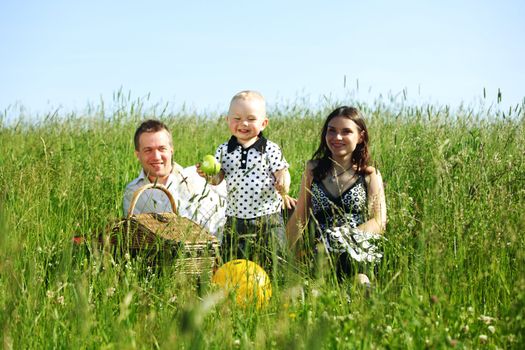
[274,179,288,195]
[196,163,224,185]
[281,194,297,210]
[195,163,207,178]
[274,169,290,195]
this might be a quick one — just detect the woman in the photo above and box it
[286,106,387,284]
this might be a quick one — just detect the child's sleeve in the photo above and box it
[267,142,289,173]
[214,144,226,174]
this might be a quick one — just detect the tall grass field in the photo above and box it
[1,95,524,349]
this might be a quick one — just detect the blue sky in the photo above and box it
[1,0,524,117]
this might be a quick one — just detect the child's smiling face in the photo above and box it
[227,97,268,147]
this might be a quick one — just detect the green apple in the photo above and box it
[201,155,221,176]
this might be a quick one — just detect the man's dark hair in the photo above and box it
[133,119,171,151]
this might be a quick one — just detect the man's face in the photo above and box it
[135,130,173,183]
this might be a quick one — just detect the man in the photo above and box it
[123,119,227,235]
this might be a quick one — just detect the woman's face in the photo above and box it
[325,116,363,161]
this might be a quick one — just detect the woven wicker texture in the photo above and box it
[110,213,216,248]
[109,183,219,274]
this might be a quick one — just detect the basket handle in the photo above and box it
[127,183,177,219]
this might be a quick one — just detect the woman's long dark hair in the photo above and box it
[312,106,370,181]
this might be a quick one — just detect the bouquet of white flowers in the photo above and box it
[323,226,384,263]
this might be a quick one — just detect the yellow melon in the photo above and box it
[212,259,272,308]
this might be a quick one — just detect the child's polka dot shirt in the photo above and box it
[215,135,288,219]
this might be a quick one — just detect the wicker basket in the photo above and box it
[108,183,219,275]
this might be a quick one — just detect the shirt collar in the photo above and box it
[227,133,267,153]
[136,168,177,187]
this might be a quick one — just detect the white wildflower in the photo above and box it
[479,315,496,324]
[479,334,488,343]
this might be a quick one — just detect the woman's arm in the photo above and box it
[286,161,314,247]
[358,167,387,234]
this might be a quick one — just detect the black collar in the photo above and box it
[227,133,267,153]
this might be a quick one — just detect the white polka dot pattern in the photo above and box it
[215,138,289,219]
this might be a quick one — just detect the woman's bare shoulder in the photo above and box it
[363,165,381,176]
[306,159,318,171]
[302,160,318,183]
[364,166,383,186]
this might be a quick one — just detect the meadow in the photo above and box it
[0,95,524,349]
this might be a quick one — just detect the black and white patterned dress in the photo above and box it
[311,174,368,233]
[311,174,383,263]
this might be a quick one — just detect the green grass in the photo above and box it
[1,96,524,349]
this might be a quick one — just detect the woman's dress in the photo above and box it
[310,174,383,263]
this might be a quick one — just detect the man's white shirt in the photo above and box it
[123,163,227,235]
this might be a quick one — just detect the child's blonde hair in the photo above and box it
[230,90,265,102]
[229,90,266,114]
